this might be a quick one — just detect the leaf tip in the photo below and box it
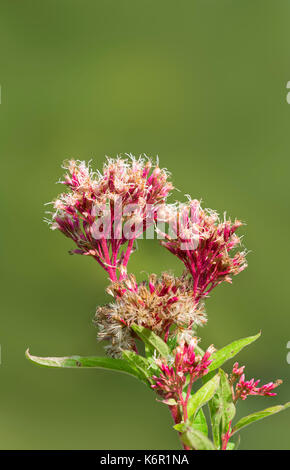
[25,348,31,360]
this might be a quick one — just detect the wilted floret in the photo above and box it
[94,272,207,357]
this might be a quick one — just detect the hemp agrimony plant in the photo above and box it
[27,155,289,450]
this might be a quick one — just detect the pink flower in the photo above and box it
[151,363,186,400]
[160,199,247,302]
[230,363,282,402]
[151,340,215,402]
[174,340,214,377]
[231,361,245,378]
[47,156,173,281]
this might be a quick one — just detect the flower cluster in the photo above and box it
[47,156,173,281]
[94,273,207,357]
[39,155,286,451]
[151,339,214,419]
[47,158,247,359]
[160,199,247,302]
[230,362,282,402]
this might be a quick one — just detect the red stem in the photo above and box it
[119,238,134,280]
[221,421,233,450]
[169,405,190,451]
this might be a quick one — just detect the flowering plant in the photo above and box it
[26,155,289,450]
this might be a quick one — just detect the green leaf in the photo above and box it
[145,344,153,359]
[191,408,208,436]
[208,332,261,372]
[131,324,170,358]
[26,349,143,381]
[187,373,220,420]
[174,408,208,436]
[161,398,178,406]
[232,402,290,435]
[167,334,178,352]
[122,350,152,385]
[208,369,236,449]
[173,422,185,432]
[181,428,215,450]
[226,442,235,450]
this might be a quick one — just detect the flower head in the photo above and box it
[94,272,207,357]
[231,361,245,379]
[151,340,215,401]
[230,362,282,402]
[160,199,247,302]
[46,155,173,281]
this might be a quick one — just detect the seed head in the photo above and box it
[94,272,207,357]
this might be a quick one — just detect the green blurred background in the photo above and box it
[0,0,289,449]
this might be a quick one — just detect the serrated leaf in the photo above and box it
[131,324,170,358]
[181,428,215,450]
[187,373,220,420]
[26,349,143,380]
[232,402,290,435]
[208,369,236,449]
[208,332,261,372]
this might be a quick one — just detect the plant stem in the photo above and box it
[169,404,190,450]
